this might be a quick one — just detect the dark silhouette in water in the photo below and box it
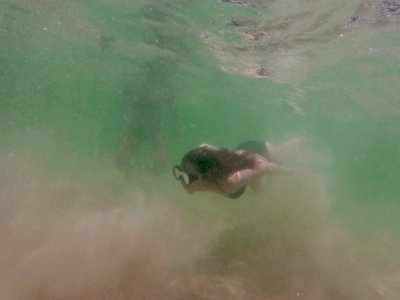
[114,2,187,177]
[98,34,116,52]
[115,59,177,177]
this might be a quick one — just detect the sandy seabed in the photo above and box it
[0,154,399,300]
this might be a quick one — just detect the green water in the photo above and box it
[1,0,400,299]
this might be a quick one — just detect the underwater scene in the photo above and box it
[1,0,400,299]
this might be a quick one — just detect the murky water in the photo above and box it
[1,0,400,299]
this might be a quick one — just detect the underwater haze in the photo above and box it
[1,0,400,299]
